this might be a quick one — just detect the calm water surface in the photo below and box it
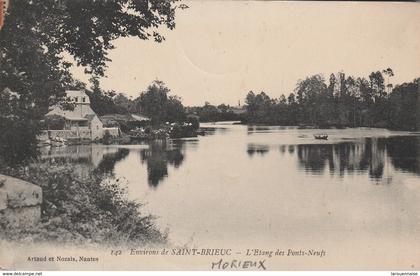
[40,123,420,255]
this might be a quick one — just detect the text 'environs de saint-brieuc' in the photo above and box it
[128,248,326,258]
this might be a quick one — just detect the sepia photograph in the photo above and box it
[0,0,420,272]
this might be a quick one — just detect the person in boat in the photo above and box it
[314,133,328,140]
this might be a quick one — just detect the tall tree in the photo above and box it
[382,68,394,93]
[294,74,327,125]
[134,80,185,124]
[388,78,419,130]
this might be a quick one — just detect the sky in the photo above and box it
[70,1,420,106]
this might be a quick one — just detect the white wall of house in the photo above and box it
[40,130,91,140]
[90,115,104,140]
[65,120,89,131]
[103,127,120,138]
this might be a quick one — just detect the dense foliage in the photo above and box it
[79,80,188,126]
[188,102,243,122]
[86,78,129,116]
[244,70,420,130]
[130,80,187,124]
[387,81,420,130]
[41,114,66,130]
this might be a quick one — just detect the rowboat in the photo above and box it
[314,134,328,140]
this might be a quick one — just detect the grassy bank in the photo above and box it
[0,160,167,246]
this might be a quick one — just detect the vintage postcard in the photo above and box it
[0,0,419,272]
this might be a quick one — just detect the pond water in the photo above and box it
[40,123,420,262]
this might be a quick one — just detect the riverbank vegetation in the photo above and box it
[0,160,167,245]
[187,103,244,122]
[89,80,200,141]
[244,70,420,130]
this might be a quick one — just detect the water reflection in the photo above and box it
[386,136,420,174]
[96,148,130,174]
[33,125,420,251]
[288,145,295,154]
[247,144,270,156]
[246,136,420,180]
[276,137,420,179]
[140,140,186,187]
[247,125,291,134]
[40,145,129,178]
[39,128,420,191]
[296,139,387,179]
[39,139,193,188]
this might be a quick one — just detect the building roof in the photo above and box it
[84,114,96,120]
[84,114,102,123]
[66,117,88,121]
[99,113,150,127]
[47,102,96,120]
[131,114,151,121]
[66,90,87,97]
[100,113,150,122]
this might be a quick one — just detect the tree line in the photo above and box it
[82,80,244,125]
[187,102,242,122]
[244,69,420,130]
[78,79,189,125]
[89,68,419,131]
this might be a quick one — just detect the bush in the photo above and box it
[186,115,200,130]
[0,118,39,165]
[42,115,66,130]
[102,130,113,144]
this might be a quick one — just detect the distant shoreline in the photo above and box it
[200,120,420,133]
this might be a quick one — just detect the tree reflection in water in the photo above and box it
[140,139,185,187]
[246,136,420,180]
[40,145,130,179]
[96,148,130,175]
[386,136,420,175]
[295,137,420,179]
[247,144,270,156]
[288,145,295,154]
[296,139,385,179]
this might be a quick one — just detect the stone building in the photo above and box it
[47,90,104,140]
